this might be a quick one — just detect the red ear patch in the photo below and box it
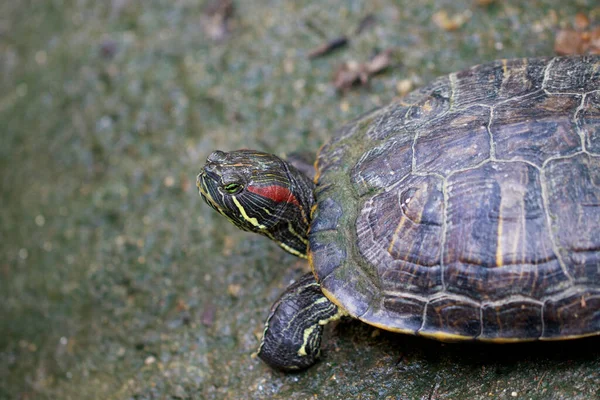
[246,184,300,206]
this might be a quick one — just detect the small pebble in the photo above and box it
[35,51,47,65]
[202,303,216,326]
[164,176,175,187]
[35,215,45,226]
[340,100,350,113]
[100,39,118,59]
[145,356,156,365]
[396,79,413,96]
[227,283,242,297]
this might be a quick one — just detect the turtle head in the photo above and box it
[197,150,315,257]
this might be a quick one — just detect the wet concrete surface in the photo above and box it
[1,0,599,398]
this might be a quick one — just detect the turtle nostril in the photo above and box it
[207,150,227,163]
[203,162,222,181]
[204,163,217,173]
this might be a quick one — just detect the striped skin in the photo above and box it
[255,272,345,371]
[310,56,600,342]
[197,150,315,257]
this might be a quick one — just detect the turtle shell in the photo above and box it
[308,56,600,341]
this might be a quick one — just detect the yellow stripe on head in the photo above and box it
[232,196,267,229]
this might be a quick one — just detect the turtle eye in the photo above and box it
[222,183,243,194]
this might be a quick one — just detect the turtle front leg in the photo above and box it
[256,273,346,371]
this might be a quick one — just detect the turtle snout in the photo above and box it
[203,150,230,181]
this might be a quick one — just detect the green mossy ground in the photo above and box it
[1,1,598,399]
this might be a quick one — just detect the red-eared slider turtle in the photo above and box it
[197,56,600,371]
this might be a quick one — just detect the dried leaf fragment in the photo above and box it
[202,0,235,41]
[308,37,349,59]
[333,49,394,91]
[355,14,377,35]
[554,26,600,55]
[554,13,600,55]
[591,27,600,54]
[554,29,587,55]
[333,61,368,91]
[574,13,590,30]
[366,49,393,74]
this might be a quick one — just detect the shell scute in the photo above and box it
[542,289,600,339]
[421,296,481,338]
[414,105,491,176]
[480,301,543,340]
[492,91,582,165]
[543,56,600,93]
[581,90,600,154]
[358,174,445,296]
[366,76,453,141]
[451,58,548,108]
[543,153,600,285]
[351,136,413,196]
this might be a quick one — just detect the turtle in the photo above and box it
[197,56,600,371]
